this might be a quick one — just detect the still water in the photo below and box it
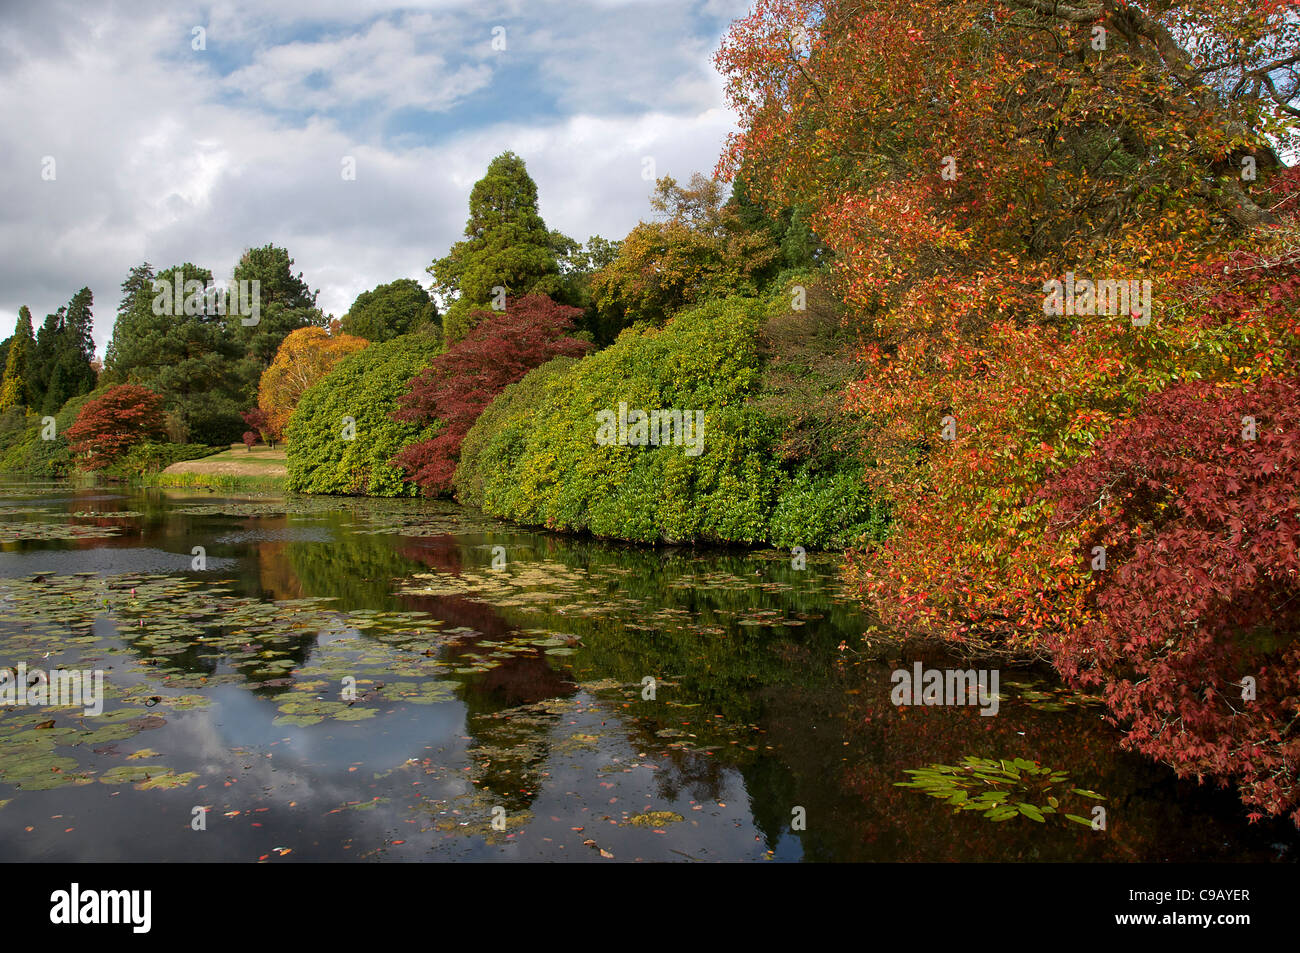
[0,481,1294,862]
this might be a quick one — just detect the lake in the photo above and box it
[0,480,1294,862]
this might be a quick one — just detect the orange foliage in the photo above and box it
[258,327,369,441]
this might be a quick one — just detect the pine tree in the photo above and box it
[227,245,326,368]
[38,287,97,415]
[103,262,155,389]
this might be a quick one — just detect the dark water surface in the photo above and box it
[0,480,1294,862]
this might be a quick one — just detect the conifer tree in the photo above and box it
[0,306,36,411]
[429,152,568,341]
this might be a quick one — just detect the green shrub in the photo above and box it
[454,355,581,508]
[468,296,785,543]
[285,334,442,496]
[456,294,889,547]
[769,466,889,549]
[0,392,101,477]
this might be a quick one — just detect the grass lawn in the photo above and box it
[161,443,287,479]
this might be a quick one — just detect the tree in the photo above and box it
[31,288,97,415]
[1044,376,1300,825]
[104,262,252,444]
[391,294,592,496]
[714,0,1299,459]
[340,278,439,342]
[716,0,1300,647]
[429,151,569,342]
[258,326,369,442]
[725,163,824,272]
[590,173,780,335]
[227,244,327,367]
[65,384,166,470]
[716,0,1296,285]
[0,306,36,411]
[241,406,274,448]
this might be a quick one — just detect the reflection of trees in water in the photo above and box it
[490,545,854,736]
[287,513,431,609]
[644,743,731,807]
[745,646,1298,862]
[423,595,576,815]
[257,539,307,601]
[394,535,464,576]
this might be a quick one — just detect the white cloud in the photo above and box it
[0,0,746,355]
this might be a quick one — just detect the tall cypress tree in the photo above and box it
[0,306,36,411]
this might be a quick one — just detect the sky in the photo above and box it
[0,0,752,356]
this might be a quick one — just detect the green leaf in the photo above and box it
[1017,803,1046,822]
[1071,788,1106,800]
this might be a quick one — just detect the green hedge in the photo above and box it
[768,465,888,549]
[454,355,581,508]
[285,334,441,496]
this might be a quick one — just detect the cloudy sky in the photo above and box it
[0,0,751,355]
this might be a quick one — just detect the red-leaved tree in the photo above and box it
[66,385,166,470]
[1043,376,1300,824]
[391,294,591,495]
[241,407,273,448]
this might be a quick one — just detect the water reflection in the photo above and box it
[0,482,1295,862]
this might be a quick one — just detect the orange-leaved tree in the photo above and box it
[258,326,369,442]
[715,0,1300,649]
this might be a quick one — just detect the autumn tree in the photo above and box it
[715,0,1299,471]
[717,0,1297,310]
[717,0,1300,645]
[65,384,166,470]
[1044,376,1300,825]
[589,173,780,335]
[257,326,369,441]
[391,294,591,496]
[241,406,274,448]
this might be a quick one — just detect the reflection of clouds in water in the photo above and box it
[0,547,235,577]
[1,696,478,862]
[215,528,335,544]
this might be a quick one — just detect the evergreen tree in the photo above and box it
[227,244,327,367]
[104,262,250,444]
[0,306,35,411]
[340,278,439,343]
[429,151,568,341]
[30,307,63,411]
[31,289,97,415]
